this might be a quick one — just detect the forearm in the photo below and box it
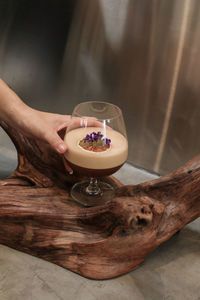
[0,78,31,127]
[0,79,74,155]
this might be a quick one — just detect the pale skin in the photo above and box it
[0,78,73,153]
[0,78,99,173]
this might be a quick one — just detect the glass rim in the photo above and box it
[72,101,122,121]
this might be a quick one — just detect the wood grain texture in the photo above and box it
[0,121,200,279]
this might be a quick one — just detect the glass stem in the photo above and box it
[86,177,101,196]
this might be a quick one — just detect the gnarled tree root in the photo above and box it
[0,121,199,279]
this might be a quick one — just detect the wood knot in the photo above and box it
[128,205,153,229]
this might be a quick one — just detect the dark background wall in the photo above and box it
[0,0,200,175]
[0,0,75,109]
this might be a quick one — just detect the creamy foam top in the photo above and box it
[64,127,128,169]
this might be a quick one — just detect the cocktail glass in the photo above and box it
[64,101,128,206]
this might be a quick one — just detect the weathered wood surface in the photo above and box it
[0,121,200,279]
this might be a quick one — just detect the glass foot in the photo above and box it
[71,179,115,207]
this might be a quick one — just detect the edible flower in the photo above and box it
[79,131,111,152]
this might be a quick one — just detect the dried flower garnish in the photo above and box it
[79,131,111,152]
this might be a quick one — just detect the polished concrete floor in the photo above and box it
[0,128,199,300]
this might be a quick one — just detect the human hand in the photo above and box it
[14,108,72,154]
[7,107,101,154]
[0,79,100,174]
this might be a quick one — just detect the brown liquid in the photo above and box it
[66,160,123,177]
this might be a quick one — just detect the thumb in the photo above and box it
[45,132,67,154]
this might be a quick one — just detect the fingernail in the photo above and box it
[57,144,66,153]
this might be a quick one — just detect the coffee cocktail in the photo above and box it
[64,101,128,207]
[64,127,128,177]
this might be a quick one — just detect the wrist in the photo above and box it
[0,79,29,126]
[0,93,31,128]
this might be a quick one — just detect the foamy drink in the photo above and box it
[64,127,128,176]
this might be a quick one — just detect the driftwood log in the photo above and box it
[0,121,199,280]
